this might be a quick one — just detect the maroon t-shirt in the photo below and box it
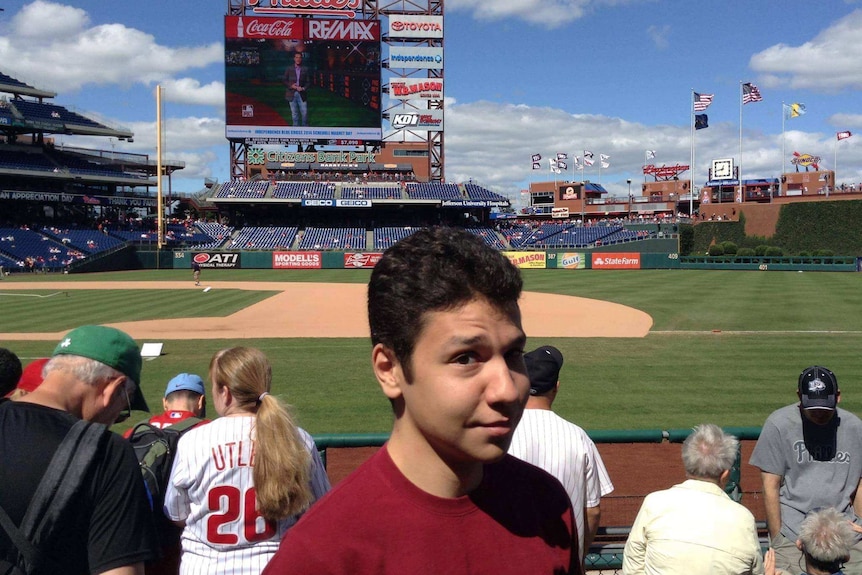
[263,446,577,574]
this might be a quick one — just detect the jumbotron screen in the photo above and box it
[225,16,382,143]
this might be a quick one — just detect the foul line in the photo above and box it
[0,291,65,299]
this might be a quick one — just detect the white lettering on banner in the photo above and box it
[391,113,443,130]
[245,18,296,37]
[248,0,361,10]
[390,80,443,99]
[275,253,320,263]
[304,199,334,206]
[307,20,376,40]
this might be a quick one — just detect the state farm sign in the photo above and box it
[273,251,322,269]
[591,253,641,270]
[388,15,443,38]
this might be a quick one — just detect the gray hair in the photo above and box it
[44,355,131,387]
[798,508,854,565]
[681,423,738,479]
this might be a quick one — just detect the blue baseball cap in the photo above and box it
[165,373,206,397]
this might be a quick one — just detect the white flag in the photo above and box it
[646,150,656,159]
[601,161,610,169]
[583,150,594,166]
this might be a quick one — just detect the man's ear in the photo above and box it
[101,376,125,409]
[372,344,404,400]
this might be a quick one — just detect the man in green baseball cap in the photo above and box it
[50,324,149,418]
[0,325,158,573]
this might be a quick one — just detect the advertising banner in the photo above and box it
[388,47,443,69]
[591,253,641,270]
[390,110,444,132]
[225,16,381,142]
[502,251,547,269]
[388,15,443,38]
[344,252,383,268]
[389,78,443,100]
[551,207,570,219]
[558,253,586,269]
[273,251,322,269]
[192,252,242,269]
[300,199,373,207]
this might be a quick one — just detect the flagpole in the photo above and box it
[781,101,786,195]
[738,81,743,205]
[690,89,695,216]
[580,162,585,224]
[834,136,838,196]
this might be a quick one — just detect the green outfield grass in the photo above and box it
[2,269,861,434]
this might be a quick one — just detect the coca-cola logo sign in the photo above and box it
[246,18,295,37]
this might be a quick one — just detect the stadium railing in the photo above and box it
[313,427,764,572]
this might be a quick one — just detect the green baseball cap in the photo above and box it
[53,325,148,412]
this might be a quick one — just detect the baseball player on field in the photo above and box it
[164,347,330,575]
[508,345,614,566]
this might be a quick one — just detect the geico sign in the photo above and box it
[305,199,334,206]
[307,20,377,40]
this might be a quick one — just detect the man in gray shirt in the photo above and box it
[750,366,862,574]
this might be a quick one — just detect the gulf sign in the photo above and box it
[388,15,443,39]
[273,251,322,269]
[344,252,383,269]
[193,252,241,269]
[591,253,641,270]
[389,79,443,100]
[502,251,547,269]
[559,253,585,269]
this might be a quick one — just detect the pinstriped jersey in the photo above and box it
[508,408,614,561]
[164,416,330,575]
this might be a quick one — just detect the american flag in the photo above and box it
[742,83,763,104]
[693,92,713,111]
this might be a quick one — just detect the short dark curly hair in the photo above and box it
[368,227,523,377]
[0,347,22,396]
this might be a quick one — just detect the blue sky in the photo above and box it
[1,0,860,203]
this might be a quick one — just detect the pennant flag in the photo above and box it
[742,82,763,104]
[695,114,708,130]
[531,153,542,170]
[583,150,595,166]
[556,152,567,161]
[557,160,568,171]
[646,150,657,159]
[837,131,853,141]
[532,162,541,170]
[549,158,561,174]
[601,161,610,169]
[694,92,714,111]
[600,154,610,161]
[783,103,806,119]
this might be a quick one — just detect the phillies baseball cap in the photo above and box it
[165,373,206,397]
[524,345,564,395]
[52,325,148,411]
[15,358,50,394]
[798,366,838,410]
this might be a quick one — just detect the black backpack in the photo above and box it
[128,418,201,514]
[0,419,108,575]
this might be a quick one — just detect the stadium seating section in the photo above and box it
[405,182,463,200]
[215,181,270,198]
[299,227,366,250]
[272,182,335,199]
[231,226,298,250]
[0,227,88,269]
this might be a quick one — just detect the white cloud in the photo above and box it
[160,78,226,108]
[647,24,670,50]
[829,113,862,129]
[447,0,590,28]
[0,0,222,93]
[750,9,862,91]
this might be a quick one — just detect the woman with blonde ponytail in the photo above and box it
[165,346,330,574]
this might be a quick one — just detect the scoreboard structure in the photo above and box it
[225,0,445,182]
